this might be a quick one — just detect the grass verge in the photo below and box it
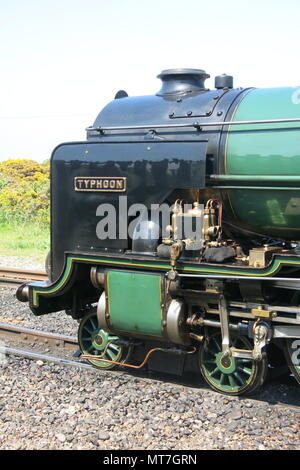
[0,223,50,260]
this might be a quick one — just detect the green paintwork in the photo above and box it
[214,175,300,182]
[107,271,163,337]
[225,87,300,236]
[78,310,123,369]
[227,188,300,234]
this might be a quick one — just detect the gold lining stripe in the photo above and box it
[31,254,300,307]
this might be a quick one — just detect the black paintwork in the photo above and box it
[50,72,249,281]
[51,140,207,280]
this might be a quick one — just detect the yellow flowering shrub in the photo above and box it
[0,159,50,227]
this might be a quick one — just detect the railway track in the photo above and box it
[0,321,299,409]
[0,267,48,287]
[0,321,77,351]
[0,321,88,367]
[0,346,92,369]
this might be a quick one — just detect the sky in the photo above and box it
[0,0,300,162]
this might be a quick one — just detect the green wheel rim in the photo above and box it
[78,311,123,369]
[285,338,300,385]
[199,331,259,395]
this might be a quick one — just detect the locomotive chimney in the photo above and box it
[156,68,210,96]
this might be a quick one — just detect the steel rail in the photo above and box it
[0,268,47,280]
[0,322,78,351]
[0,268,48,288]
[0,346,92,369]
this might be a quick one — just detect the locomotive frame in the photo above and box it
[17,68,300,395]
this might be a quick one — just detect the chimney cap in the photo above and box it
[157,68,210,96]
[157,68,210,80]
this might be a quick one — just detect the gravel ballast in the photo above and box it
[0,285,78,336]
[0,255,45,272]
[0,355,299,450]
[0,255,299,450]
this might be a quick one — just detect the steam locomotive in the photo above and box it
[17,68,300,395]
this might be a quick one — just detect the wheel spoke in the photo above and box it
[212,337,221,352]
[209,366,220,377]
[82,336,92,342]
[83,325,93,335]
[108,335,119,341]
[228,374,237,387]
[239,358,252,364]
[233,372,245,386]
[220,373,226,385]
[238,366,252,376]
[90,318,98,331]
[106,348,117,360]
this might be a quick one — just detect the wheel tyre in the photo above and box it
[243,351,268,396]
